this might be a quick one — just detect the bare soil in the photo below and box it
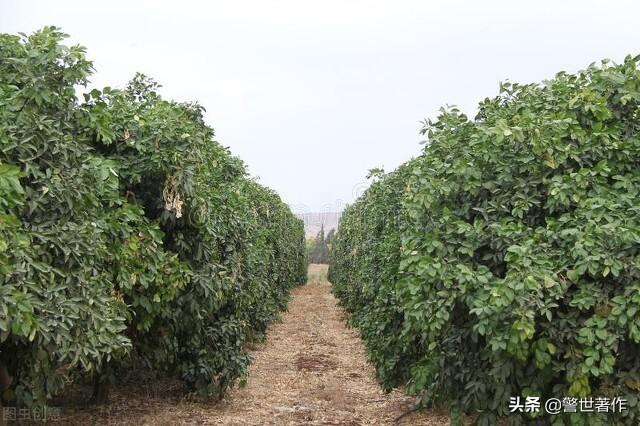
[47,264,448,425]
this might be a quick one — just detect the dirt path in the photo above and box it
[203,264,446,425]
[60,265,447,425]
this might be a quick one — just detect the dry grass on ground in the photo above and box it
[39,264,448,425]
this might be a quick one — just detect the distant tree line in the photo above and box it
[307,225,335,264]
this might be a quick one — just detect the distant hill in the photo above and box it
[296,212,342,238]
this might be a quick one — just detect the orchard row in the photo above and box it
[0,27,306,406]
[329,55,640,425]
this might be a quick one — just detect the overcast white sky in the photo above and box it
[2,1,640,212]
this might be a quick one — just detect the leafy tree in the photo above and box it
[308,225,333,264]
[330,56,640,424]
[328,162,417,389]
[0,27,306,408]
[326,228,335,247]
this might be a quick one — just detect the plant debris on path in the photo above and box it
[205,264,447,425]
[56,265,447,425]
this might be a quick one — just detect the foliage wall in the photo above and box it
[0,27,306,406]
[329,56,640,425]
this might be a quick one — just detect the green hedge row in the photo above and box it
[0,27,306,407]
[329,56,640,425]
